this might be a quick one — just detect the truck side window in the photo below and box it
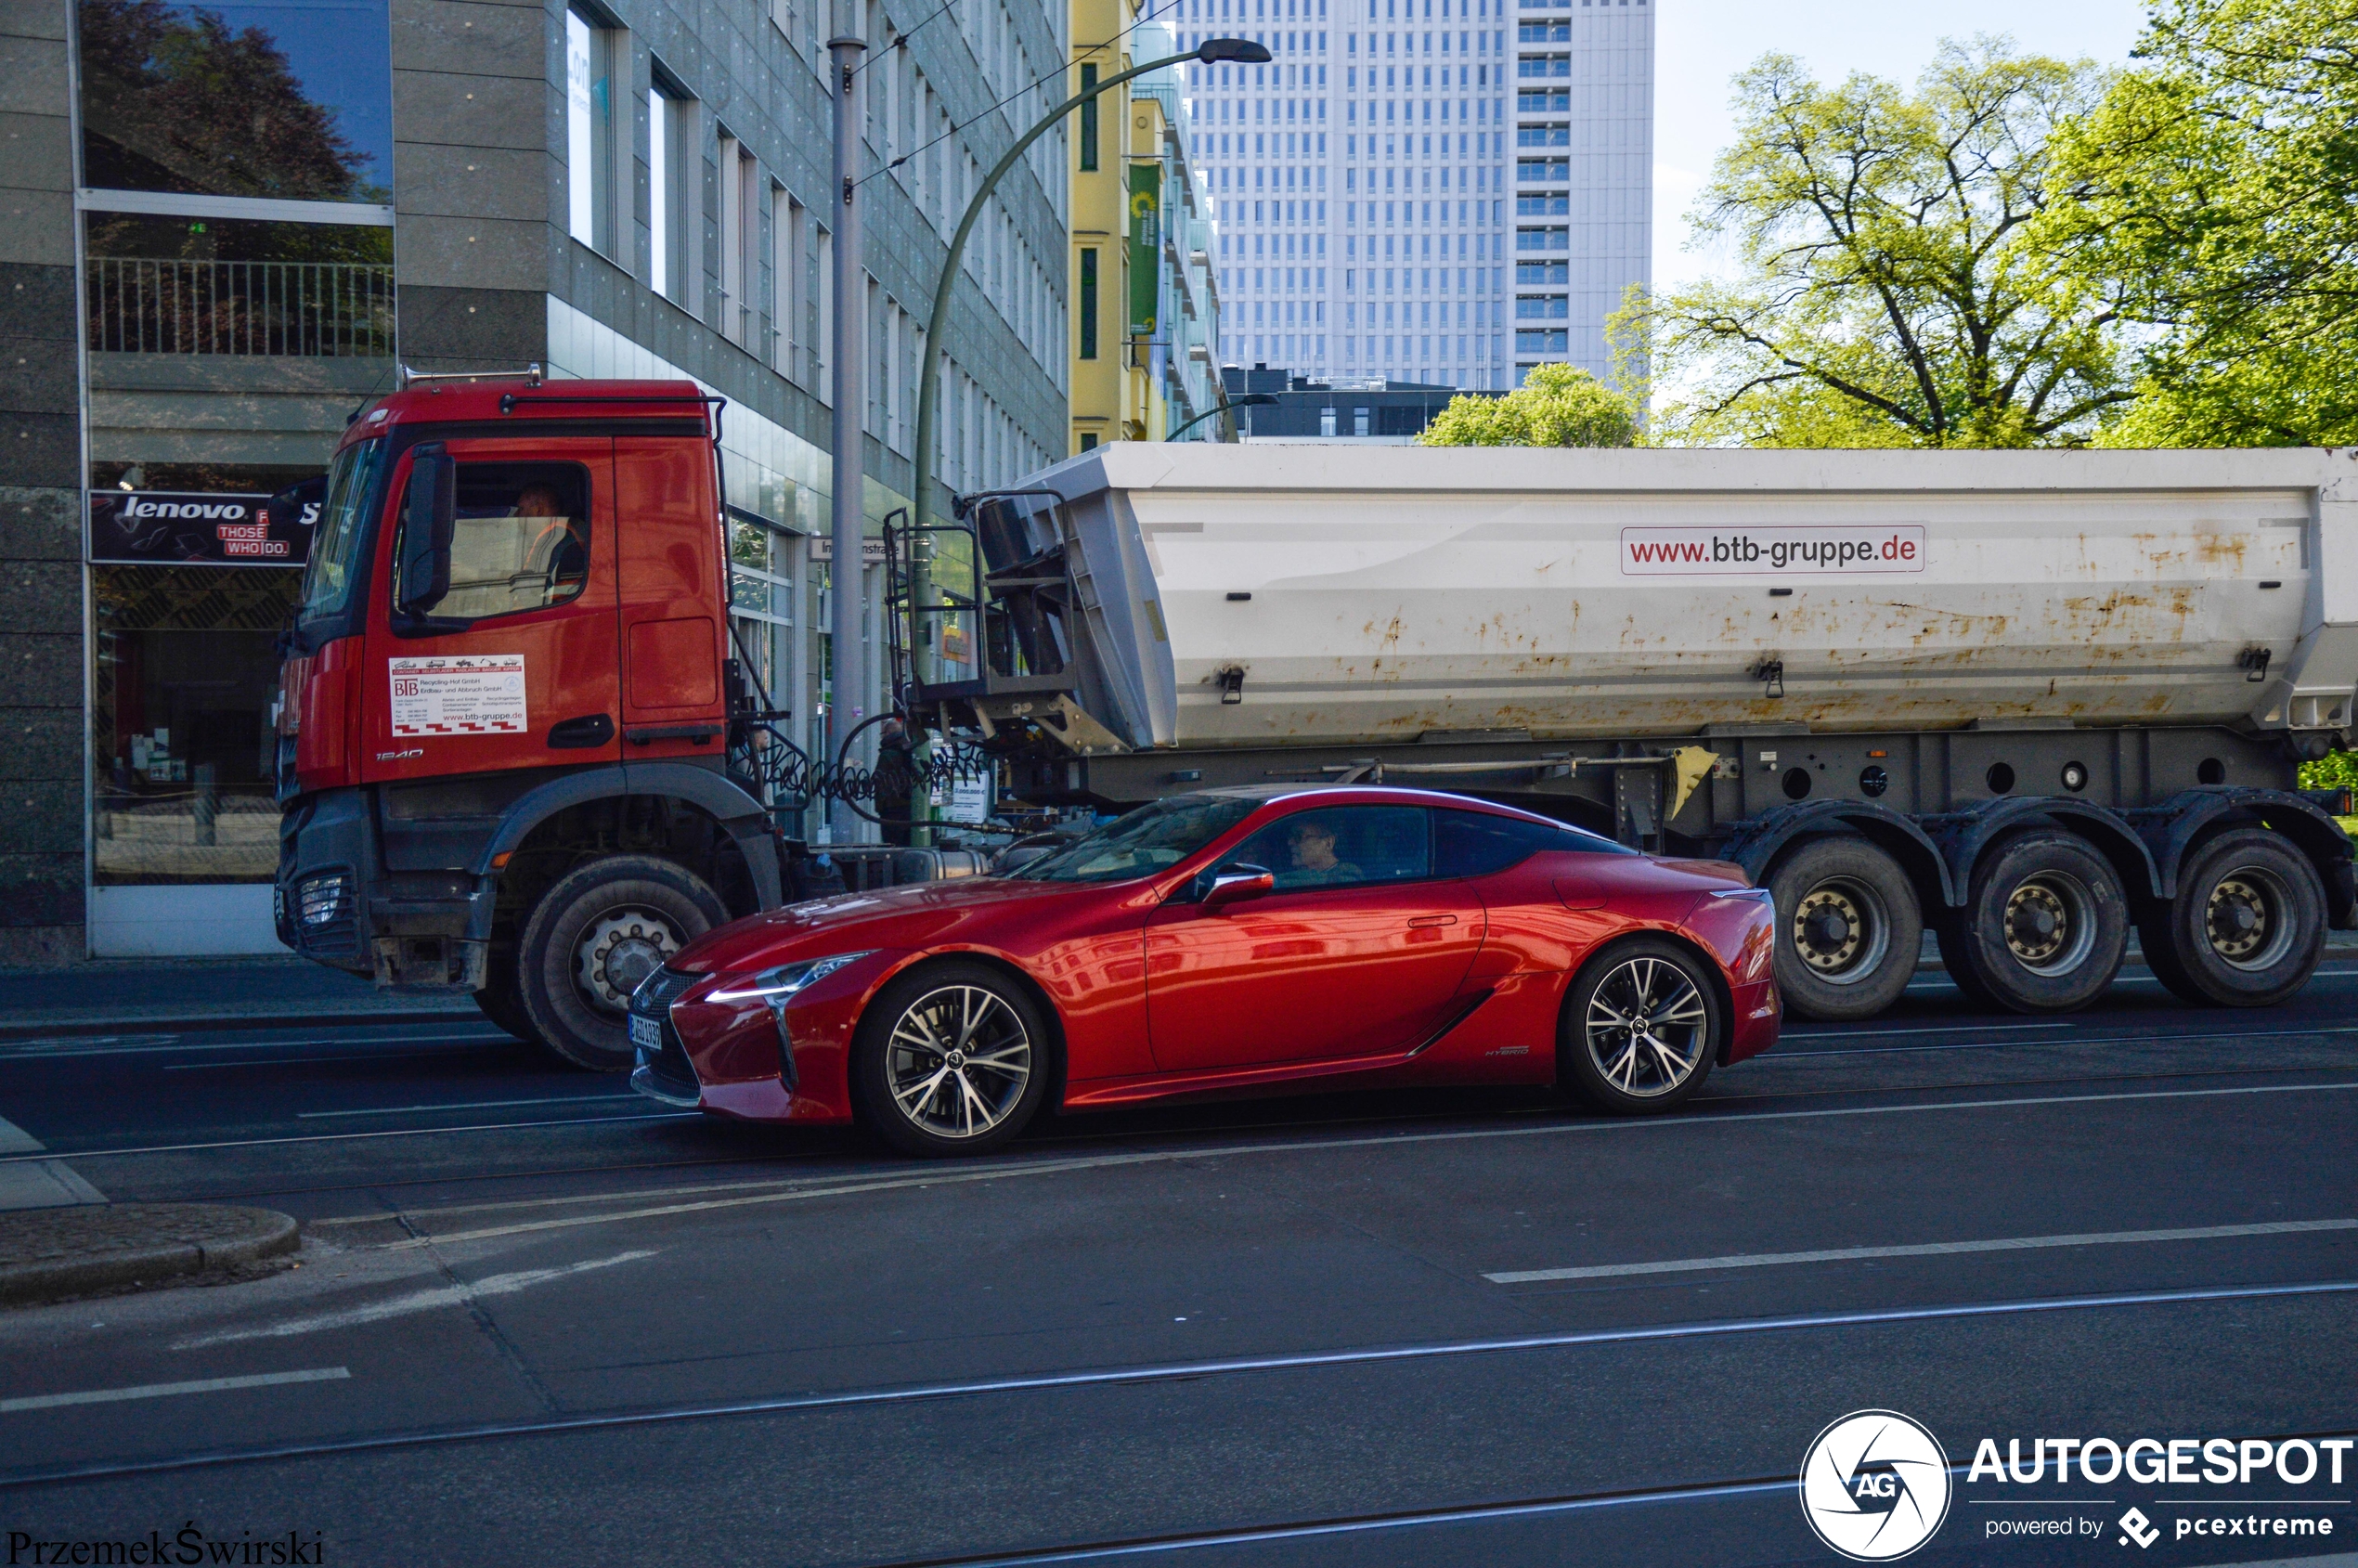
[395,460,592,623]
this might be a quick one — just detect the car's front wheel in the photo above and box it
[851,962,1052,1157]
[1559,939,1721,1114]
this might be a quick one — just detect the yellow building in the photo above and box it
[1069,9,1223,450]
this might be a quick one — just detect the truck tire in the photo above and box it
[1947,831,2129,1013]
[473,948,535,1043]
[1767,838,1923,1020]
[518,856,729,1071]
[2136,828,2326,1007]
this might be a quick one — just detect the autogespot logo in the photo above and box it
[1800,1410,1955,1561]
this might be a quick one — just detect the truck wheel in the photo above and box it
[473,948,535,1042]
[1949,832,2129,1013]
[518,856,729,1071]
[1767,838,1923,1020]
[2136,828,2326,1007]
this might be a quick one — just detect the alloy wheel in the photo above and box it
[886,984,1035,1140]
[1583,955,1710,1098]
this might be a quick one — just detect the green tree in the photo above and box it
[1612,41,2129,448]
[1417,363,1637,447]
[2049,0,2358,447]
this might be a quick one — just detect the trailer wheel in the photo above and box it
[2136,828,2326,1007]
[1948,832,2129,1013]
[518,855,729,1071]
[1767,838,1924,1020]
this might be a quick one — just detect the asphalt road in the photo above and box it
[1,957,2354,1568]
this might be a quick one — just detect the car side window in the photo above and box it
[1224,806,1432,892]
[1434,810,1634,877]
[395,460,592,623]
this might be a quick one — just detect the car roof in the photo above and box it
[1192,783,1584,830]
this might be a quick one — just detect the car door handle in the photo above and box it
[1407,914,1458,928]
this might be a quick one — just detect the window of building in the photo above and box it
[649,83,693,304]
[1079,247,1099,358]
[566,8,621,254]
[1079,64,1100,171]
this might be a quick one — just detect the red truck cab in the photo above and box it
[275,373,785,1069]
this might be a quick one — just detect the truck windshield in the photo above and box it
[1009,796,1261,884]
[298,437,387,620]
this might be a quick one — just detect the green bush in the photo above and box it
[2298,751,2358,791]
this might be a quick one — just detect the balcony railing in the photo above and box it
[86,257,395,357]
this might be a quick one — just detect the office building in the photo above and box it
[1222,364,1477,438]
[1,0,1069,960]
[1167,0,1649,389]
[1069,11,1224,447]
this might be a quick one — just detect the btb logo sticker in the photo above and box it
[1799,1410,1953,1561]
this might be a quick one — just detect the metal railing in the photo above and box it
[86,257,395,357]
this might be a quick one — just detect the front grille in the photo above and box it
[632,965,699,1012]
[631,965,702,1102]
[293,866,356,954]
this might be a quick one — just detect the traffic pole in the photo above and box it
[826,11,866,847]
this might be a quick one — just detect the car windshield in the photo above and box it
[1009,796,1262,884]
[298,436,387,620]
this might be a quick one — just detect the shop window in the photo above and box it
[93,565,300,885]
[393,462,593,623]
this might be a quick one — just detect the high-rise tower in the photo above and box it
[1169,0,1649,390]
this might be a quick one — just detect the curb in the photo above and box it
[0,1205,301,1307]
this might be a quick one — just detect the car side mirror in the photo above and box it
[1200,862,1275,912]
[395,444,456,616]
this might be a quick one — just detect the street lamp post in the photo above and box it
[826,9,867,847]
[1167,391,1275,442]
[899,35,1265,843]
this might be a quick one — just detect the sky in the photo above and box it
[1652,0,2154,292]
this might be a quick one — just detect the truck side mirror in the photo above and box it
[395,445,456,615]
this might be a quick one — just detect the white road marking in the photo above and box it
[366,1078,2358,1252]
[163,1048,492,1072]
[174,1251,661,1349]
[0,1111,696,1165]
[1785,1023,2358,1057]
[296,1095,641,1120]
[0,1114,105,1210]
[1483,1217,2358,1284]
[1784,1021,2078,1041]
[0,1030,500,1064]
[0,1367,349,1414]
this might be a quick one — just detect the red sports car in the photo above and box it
[628,786,1781,1155]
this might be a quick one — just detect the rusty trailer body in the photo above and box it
[915,444,2358,1021]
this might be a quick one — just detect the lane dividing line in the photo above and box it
[297,1095,643,1120]
[1785,1021,2079,1041]
[0,1112,700,1166]
[1484,1217,2358,1284]
[0,1368,348,1415]
[0,1032,506,1065]
[3,1278,2353,1491]
[1783,1024,2358,1059]
[353,1077,2358,1251]
[173,1252,661,1348]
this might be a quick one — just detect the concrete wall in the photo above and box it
[0,0,88,965]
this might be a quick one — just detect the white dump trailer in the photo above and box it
[906,445,2358,1021]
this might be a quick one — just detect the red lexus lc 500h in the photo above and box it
[628,786,1781,1156]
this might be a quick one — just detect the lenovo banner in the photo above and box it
[89,486,320,567]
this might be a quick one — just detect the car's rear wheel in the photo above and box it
[518,855,727,1071]
[850,962,1051,1157]
[1559,939,1721,1114]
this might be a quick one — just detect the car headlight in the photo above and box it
[705,952,876,1004]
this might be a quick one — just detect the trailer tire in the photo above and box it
[1948,831,2129,1013]
[518,855,729,1071]
[1767,838,1924,1020]
[2137,829,2326,1007]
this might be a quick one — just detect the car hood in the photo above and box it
[671,875,1090,974]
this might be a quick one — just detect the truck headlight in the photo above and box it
[706,952,876,1003]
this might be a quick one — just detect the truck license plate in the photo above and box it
[629,1014,662,1053]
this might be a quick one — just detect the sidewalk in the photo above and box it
[0,1203,298,1306]
[0,954,482,1040]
